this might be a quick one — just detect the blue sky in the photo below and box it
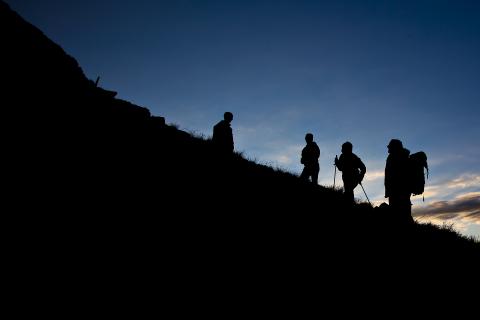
[9,0,479,238]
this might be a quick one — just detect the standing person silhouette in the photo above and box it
[334,142,366,204]
[385,139,413,223]
[300,133,320,185]
[212,112,234,153]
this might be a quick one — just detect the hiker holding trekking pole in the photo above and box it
[334,142,366,205]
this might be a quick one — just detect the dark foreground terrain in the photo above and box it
[2,2,478,305]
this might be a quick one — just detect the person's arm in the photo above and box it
[335,154,344,171]
[358,157,366,182]
[315,144,320,160]
[212,123,218,141]
[384,158,391,197]
[300,147,306,164]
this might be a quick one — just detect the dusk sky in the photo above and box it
[9,0,479,238]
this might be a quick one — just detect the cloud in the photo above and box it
[427,154,466,166]
[413,192,480,224]
[446,174,480,189]
[413,192,480,239]
[261,144,303,167]
[411,174,480,204]
[464,211,480,222]
[413,185,441,200]
[363,170,384,182]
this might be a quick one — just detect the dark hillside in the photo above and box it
[2,1,478,296]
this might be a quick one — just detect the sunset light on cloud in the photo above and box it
[363,170,384,183]
[412,179,480,239]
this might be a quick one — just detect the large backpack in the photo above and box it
[409,151,429,197]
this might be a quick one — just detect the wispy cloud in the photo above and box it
[426,154,467,166]
[363,170,383,182]
[413,192,480,239]
[260,144,303,168]
[421,185,442,199]
[414,192,480,223]
[412,173,480,204]
[446,174,480,190]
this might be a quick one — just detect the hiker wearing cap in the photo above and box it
[385,139,413,223]
[300,133,320,185]
[334,142,366,204]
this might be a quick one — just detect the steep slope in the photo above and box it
[2,0,478,289]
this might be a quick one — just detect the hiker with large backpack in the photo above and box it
[384,139,412,223]
[384,139,429,223]
[334,142,367,205]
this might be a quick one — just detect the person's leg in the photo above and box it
[344,181,354,204]
[389,194,413,224]
[311,165,319,185]
[399,194,413,224]
[300,166,310,181]
[388,195,399,216]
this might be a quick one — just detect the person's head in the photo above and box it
[342,141,353,154]
[224,112,233,123]
[305,133,314,143]
[387,139,403,154]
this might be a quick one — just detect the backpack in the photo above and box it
[409,151,429,197]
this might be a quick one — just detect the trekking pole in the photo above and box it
[359,182,372,206]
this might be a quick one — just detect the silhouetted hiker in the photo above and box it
[212,112,234,153]
[385,139,413,223]
[334,142,366,204]
[300,133,320,185]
